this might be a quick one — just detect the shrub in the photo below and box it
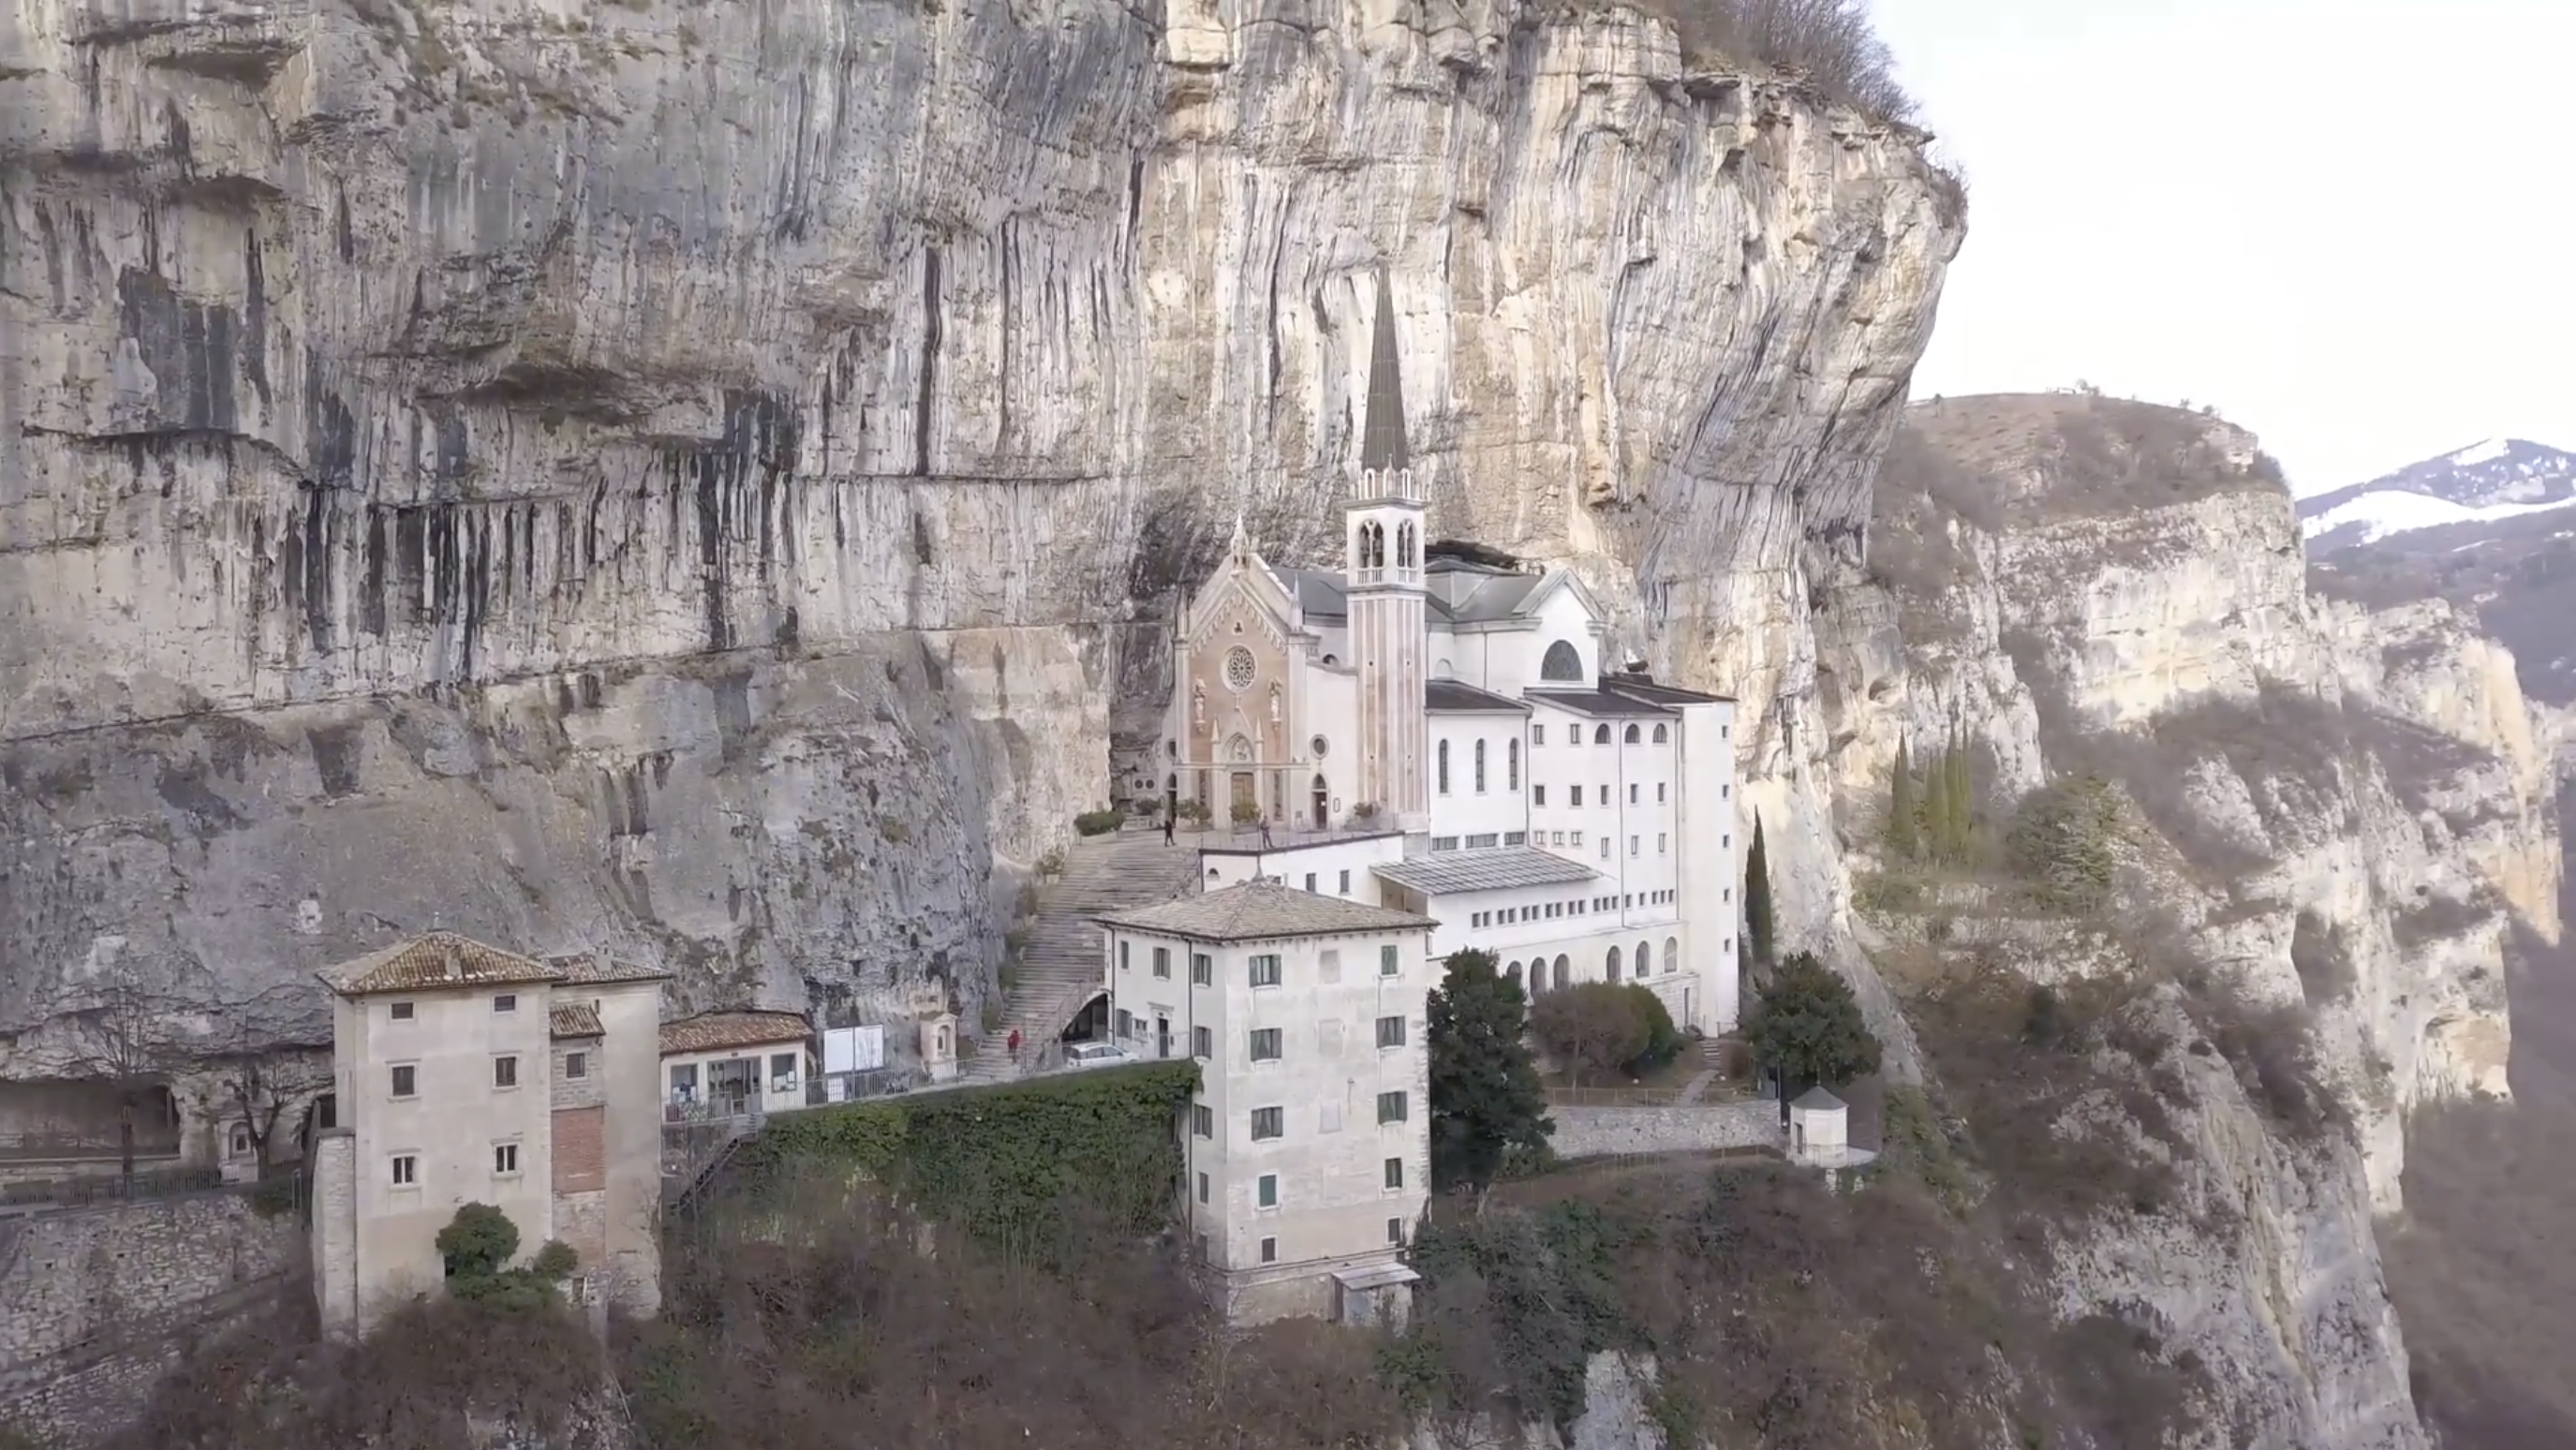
[1034,847,1065,878]
[2003,775,2121,912]
[1072,808,1123,836]
[1532,983,1649,1084]
[436,1204,580,1310]
[1229,799,1261,825]
[1178,798,1212,824]
[1743,952,1882,1093]
[1349,801,1380,821]
[1636,0,1917,122]
[1625,985,1683,1074]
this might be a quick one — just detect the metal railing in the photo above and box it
[0,1130,185,1163]
[0,1163,224,1208]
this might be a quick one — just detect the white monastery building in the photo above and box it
[1109,271,1745,1323]
[1098,879,1435,1325]
[1158,269,1744,1038]
[309,933,668,1336]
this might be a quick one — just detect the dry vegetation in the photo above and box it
[1618,0,1917,121]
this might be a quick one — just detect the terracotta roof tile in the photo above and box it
[545,952,674,985]
[550,1004,605,1040]
[659,1011,811,1057]
[1096,878,1435,943]
[318,932,562,996]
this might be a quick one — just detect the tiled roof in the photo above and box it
[1426,679,1530,714]
[318,932,563,995]
[1096,878,1435,942]
[1373,848,1600,898]
[659,1010,811,1057]
[550,1004,605,1040]
[545,952,674,984]
[1523,688,1680,718]
[1793,1086,1846,1111]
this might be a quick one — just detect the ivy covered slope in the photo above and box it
[1807,392,2566,1450]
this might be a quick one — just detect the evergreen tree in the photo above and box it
[1887,738,1918,862]
[1745,952,1884,1098]
[1744,815,1776,967]
[1946,722,1975,860]
[1428,949,1553,1191]
[1920,742,1953,866]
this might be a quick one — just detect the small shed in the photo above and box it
[918,1011,960,1084]
[1787,1086,1848,1159]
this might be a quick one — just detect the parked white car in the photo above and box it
[1063,1041,1137,1071]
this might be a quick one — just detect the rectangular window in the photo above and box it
[1115,1008,1134,1039]
[1250,954,1282,988]
[390,1001,415,1022]
[1260,1236,1278,1265]
[1119,940,1132,971]
[1153,946,1171,979]
[1192,1103,1214,1138]
[1192,953,1213,985]
[1384,1157,1404,1190]
[391,1154,418,1187]
[1629,783,1638,804]
[1251,1106,1284,1140]
[1599,838,1611,860]
[1192,1026,1212,1058]
[771,1052,800,1091]
[1376,1090,1408,1124]
[1304,873,1317,893]
[1533,724,1546,747]
[1658,783,1667,803]
[494,993,517,1014]
[1319,949,1342,984]
[1338,869,1351,894]
[1572,784,1585,806]
[1376,1015,1406,1049]
[494,1142,521,1176]
[1659,833,1668,854]
[390,1064,417,1099]
[1386,1217,1404,1245]
[1723,834,1732,848]
[1196,1172,1209,1205]
[1724,782,1732,796]
[1431,836,1459,851]
[1466,832,1498,848]
[565,1051,588,1080]
[1380,944,1399,977]
[494,1055,520,1089]
[1504,831,1527,846]
[1533,784,1547,806]
[1250,1028,1282,1060]
[1257,1174,1279,1208]
[1630,836,1640,857]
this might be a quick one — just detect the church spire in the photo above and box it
[1357,267,1410,474]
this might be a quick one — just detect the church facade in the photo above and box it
[1157,274,1744,1036]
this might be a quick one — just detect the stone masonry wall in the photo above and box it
[0,1191,306,1445]
[1547,1101,1780,1161]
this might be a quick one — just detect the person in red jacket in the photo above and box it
[1007,1028,1022,1062]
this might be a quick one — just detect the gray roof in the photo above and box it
[1426,560,1547,623]
[1426,679,1529,715]
[1599,672,1735,706]
[1792,1086,1847,1111]
[1524,688,1679,718]
[1359,268,1410,473]
[1096,878,1435,942]
[1373,847,1601,897]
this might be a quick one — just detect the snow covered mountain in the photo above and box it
[2299,437,2576,546]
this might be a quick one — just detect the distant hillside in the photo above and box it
[2302,437,2576,705]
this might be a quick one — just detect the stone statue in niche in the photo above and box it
[1267,683,1281,723]
[1192,683,1206,728]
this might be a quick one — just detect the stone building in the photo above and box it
[308,933,668,1336]
[1160,269,1745,1037]
[1097,879,1435,1325]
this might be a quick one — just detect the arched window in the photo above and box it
[1310,774,1329,829]
[1507,961,1523,988]
[1552,955,1570,991]
[1606,945,1622,983]
[1636,940,1651,979]
[1623,723,1641,745]
[1473,739,1488,792]
[1506,739,1520,791]
[1397,522,1416,567]
[1592,724,1610,745]
[1652,723,1668,744]
[1436,739,1451,794]
[1664,936,1679,975]
[1540,640,1583,681]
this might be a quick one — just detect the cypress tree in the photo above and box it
[1947,722,1975,861]
[1921,742,1953,866]
[1745,815,1776,967]
[1887,738,1918,862]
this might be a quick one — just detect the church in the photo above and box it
[1155,273,1744,1038]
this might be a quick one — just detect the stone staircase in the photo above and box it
[959,832,1204,1084]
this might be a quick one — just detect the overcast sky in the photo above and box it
[1871,0,2575,494]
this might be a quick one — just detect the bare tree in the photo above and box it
[206,984,334,1178]
[51,978,187,1183]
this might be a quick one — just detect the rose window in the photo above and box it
[1223,645,1257,692]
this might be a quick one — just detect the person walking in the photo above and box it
[1162,807,1176,845]
[1256,814,1275,851]
[1007,1028,1022,1063]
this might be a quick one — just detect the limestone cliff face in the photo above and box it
[1811,394,2563,1449]
[0,0,1957,1037]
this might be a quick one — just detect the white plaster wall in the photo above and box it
[589,981,664,1315]
[1195,835,1408,900]
[1429,712,1531,843]
[1420,879,1608,962]
[1675,699,1740,1030]
[659,1040,809,1116]
[1119,928,1431,1280]
[338,983,556,1321]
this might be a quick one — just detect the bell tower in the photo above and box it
[1344,268,1429,834]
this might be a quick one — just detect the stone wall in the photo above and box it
[1547,1101,1779,1161]
[0,1191,305,1444]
